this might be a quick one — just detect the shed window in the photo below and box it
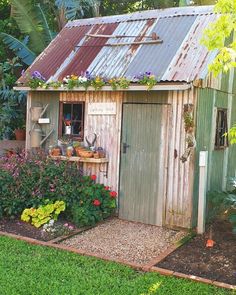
[59,102,84,140]
[215,109,228,149]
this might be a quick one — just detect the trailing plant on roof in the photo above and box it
[25,71,158,90]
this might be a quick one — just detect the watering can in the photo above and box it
[30,104,49,122]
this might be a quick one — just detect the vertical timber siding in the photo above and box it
[28,89,196,229]
[60,91,123,192]
[165,89,195,228]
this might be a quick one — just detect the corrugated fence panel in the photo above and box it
[193,88,215,226]
[165,89,195,228]
[60,91,123,191]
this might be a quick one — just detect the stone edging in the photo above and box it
[0,231,235,291]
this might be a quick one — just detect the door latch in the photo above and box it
[123,142,130,154]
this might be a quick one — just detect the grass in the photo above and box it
[0,236,233,295]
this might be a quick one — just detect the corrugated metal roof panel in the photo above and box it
[87,19,156,78]
[18,26,91,83]
[161,14,219,82]
[58,23,118,79]
[125,15,197,80]
[18,5,218,85]
[67,5,214,27]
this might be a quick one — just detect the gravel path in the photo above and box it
[61,218,186,265]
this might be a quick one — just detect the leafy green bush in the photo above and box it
[21,200,66,228]
[207,190,236,233]
[0,150,117,227]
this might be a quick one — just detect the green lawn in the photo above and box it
[0,236,233,295]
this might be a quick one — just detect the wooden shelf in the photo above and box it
[50,155,109,163]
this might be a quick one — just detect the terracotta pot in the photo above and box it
[66,148,74,157]
[93,152,100,159]
[52,148,61,156]
[75,146,85,157]
[14,129,26,141]
[79,150,94,158]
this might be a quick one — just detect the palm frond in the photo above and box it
[35,4,54,44]
[10,0,47,53]
[55,0,84,20]
[0,32,36,65]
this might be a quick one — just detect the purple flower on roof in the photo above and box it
[21,69,25,76]
[32,71,46,81]
[85,71,92,80]
[145,71,151,76]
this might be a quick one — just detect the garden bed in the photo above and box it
[0,218,79,242]
[157,220,236,286]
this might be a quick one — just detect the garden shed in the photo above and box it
[15,5,236,230]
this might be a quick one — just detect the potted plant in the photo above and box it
[0,101,25,140]
[58,136,72,156]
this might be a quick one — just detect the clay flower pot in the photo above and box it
[14,129,26,141]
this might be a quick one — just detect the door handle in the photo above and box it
[123,142,130,154]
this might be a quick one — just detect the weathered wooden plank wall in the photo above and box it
[165,89,196,228]
[27,89,196,229]
[60,91,123,191]
[26,92,60,150]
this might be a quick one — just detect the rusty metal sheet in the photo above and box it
[18,6,217,84]
[125,15,197,80]
[87,19,156,78]
[18,26,92,83]
[161,14,219,82]
[57,23,118,80]
[67,5,214,27]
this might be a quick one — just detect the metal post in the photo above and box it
[197,151,208,234]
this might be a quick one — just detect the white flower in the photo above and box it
[49,219,55,226]
[63,77,68,83]
[43,224,48,230]
[78,76,88,83]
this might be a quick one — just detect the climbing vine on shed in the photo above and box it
[180,104,196,163]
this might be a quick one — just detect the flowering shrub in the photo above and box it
[24,71,157,90]
[0,150,117,227]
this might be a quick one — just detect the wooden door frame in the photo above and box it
[118,102,170,226]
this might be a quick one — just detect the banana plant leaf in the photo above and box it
[0,33,36,65]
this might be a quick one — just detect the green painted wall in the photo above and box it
[125,91,169,104]
[193,86,236,226]
[30,91,60,149]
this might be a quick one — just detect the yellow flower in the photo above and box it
[71,75,78,80]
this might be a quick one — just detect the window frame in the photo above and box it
[214,108,228,150]
[59,101,85,140]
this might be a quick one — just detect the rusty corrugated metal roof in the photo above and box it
[18,5,218,84]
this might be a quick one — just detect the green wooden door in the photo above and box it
[119,103,169,226]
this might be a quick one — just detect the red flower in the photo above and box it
[104,186,110,190]
[93,199,101,206]
[110,191,117,198]
[90,175,97,181]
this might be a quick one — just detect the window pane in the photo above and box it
[61,103,84,138]
[215,109,228,148]
[72,104,83,121]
